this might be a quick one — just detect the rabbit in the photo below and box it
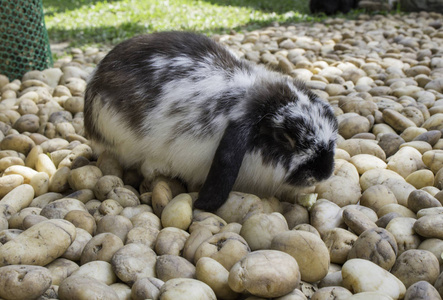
[84,31,338,212]
[309,0,358,15]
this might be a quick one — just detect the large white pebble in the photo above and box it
[3,165,38,184]
[386,217,421,255]
[216,192,264,223]
[161,193,192,230]
[195,257,238,300]
[68,165,103,190]
[346,292,394,299]
[342,259,406,299]
[0,265,52,300]
[30,172,49,196]
[0,219,76,266]
[59,275,119,300]
[271,230,330,283]
[337,139,386,160]
[360,169,416,206]
[0,184,34,212]
[40,198,87,219]
[310,199,345,236]
[71,261,117,285]
[240,212,288,250]
[35,153,57,177]
[45,258,79,285]
[159,278,216,300]
[111,243,157,285]
[422,150,443,174]
[350,154,387,175]
[387,147,426,178]
[315,175,361,207]
[0,175,24,198]
[228,250,300,298]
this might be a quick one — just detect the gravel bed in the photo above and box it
[0,11,443,300]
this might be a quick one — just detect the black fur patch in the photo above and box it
[194,120,256,212]
[309,0,358,15]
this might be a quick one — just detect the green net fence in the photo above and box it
[0,0,53,81]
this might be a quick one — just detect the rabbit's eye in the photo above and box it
[273,130,296,149]
[283,133,296,149]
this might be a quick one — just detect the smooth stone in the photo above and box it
[0,265,52,300]
[400,127,428,142]
[376,212,402,228]
[228,250,300,298]
[407,190,442,213]
[58,276,119,300]
[159,278,216,300]
[399,141,432,154]
[360,169,415,206]
[383,109,417,133]
[271,230,329,283]
[422,150,443,174]
[377,133,405,158]
[386,217,421,255]
[401,106,425,127]
[360,183,397,212]
[310,199,345,237]
[422,114,443,131]
[391,250,440,288]
[377,204,416,219]
[347,228,398,270]
[404,281,442,300]
[349,154,387,175]
[425,78,443,93]
[338,139,386,161]
[406,169,435,189]
[315,175,361,207]
[338,113,371,139]
[405,66,431,77]
[413,214,443,239]
[342,259,406,299]
[345,292,395,300]
[323,228,358,264]
[342,207,377,236]
[311,286,352,300]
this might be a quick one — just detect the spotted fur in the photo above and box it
[309,0,358,15]
[84,31,338,211]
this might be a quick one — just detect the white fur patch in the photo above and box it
[234,151,288,196]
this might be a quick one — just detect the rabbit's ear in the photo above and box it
[194,121,255,212]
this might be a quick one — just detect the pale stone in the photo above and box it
[342,259,406,299]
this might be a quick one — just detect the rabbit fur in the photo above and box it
[309,0,359,15]
[84,32,338,211]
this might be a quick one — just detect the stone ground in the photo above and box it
[0,11,443,300]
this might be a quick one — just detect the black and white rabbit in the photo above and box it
[84,32,338,212]
[309,0,358,15]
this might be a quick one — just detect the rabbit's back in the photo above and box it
[84,32,267,184]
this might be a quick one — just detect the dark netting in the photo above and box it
[0,0,53,81]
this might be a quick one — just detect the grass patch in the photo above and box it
[43,0,315,48]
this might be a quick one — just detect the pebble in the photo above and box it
[382,109,417,132]
[391,249,440,288]
[342,259,406,299]
[386,217,421,255]
[228,250,300,298]
[404,281,442,300]
[347,227,398,270]
[413,214,443,239]
[342,207,377,235]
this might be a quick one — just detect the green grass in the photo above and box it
[43,0,314,48]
